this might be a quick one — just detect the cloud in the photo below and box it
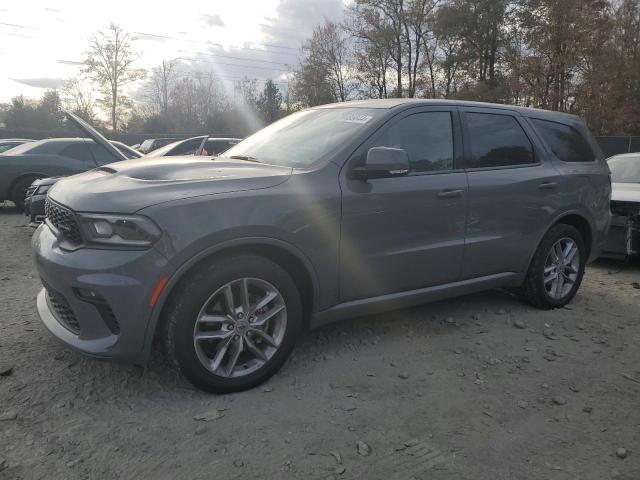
[200,14,225,27]
[132,31,172,42]
[57,59,85,66]
[260,0,344,50]
[10,77,64,89]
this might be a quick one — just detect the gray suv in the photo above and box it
[32,101,611,393]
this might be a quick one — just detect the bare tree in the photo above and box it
[61,78,96,122]
[83,23,146,132]
[312,21,352,102]
[147,59,178,115]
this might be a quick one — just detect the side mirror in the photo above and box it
[351,147,410,180]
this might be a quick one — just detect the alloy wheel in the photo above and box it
[543,237,580,300]
[193,277,287,378]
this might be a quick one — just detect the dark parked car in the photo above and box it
[23,140,141,223]
[33,101,611,393]
[138,138,183,154]
[602,153,640,258]
[145,136,241,157]
[1,136,129,210]
[0,138,34,154]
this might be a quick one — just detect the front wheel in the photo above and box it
[11,176,42,212]
[161,254,302,393]
[517,224,586,309]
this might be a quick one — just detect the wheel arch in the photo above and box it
[9,172,48,199]
[523,211,595,279]
[143,237,320,359]
[554,213,593,258]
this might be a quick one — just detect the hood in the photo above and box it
[611,182,640,203]
[47,157,292,213]
[64,111,128,162]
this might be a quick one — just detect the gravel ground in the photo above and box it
[1,203,639,480]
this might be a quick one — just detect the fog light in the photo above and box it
[75,288,102,301]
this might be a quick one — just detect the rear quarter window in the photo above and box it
[530,118,596,163]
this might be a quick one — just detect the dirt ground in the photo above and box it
[0,203,639,480]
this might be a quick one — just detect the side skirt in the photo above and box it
[310,272,519,329]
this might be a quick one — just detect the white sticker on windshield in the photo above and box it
[338,113,373,124]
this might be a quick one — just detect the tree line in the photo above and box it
[2,1,640,137]
[291,0,640,136]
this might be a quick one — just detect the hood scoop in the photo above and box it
[104,157,290,183]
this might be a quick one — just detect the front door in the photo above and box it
[339,107,468,302]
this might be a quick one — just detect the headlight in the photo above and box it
[35,185,51,195]
[77,213,161,247]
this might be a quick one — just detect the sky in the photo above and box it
[0,0,345,103]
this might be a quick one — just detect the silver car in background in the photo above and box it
[603,153,640,258]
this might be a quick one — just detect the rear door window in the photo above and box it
[464,113,535,168]
[530,118,595,163]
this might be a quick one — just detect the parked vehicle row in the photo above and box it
[0,132,240,216]
[145,136,241,157]
[32,100,611,393]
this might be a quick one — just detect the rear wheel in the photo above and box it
[517,224,586,309]
[162,254,302,393]
[11,176,42,212]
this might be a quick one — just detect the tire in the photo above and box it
[11,176,41,212]
[161,254,302,393]
[517,224,586,309]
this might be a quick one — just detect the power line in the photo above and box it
[190,51,291,67]
[173,70,289,85]
[176,57,291,72]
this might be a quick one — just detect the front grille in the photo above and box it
[45,286,81,334]
[45,198,83,245]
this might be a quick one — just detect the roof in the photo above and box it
[318,98,581,122]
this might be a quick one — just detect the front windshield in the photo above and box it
[222,108,383,167]
[608,155,640,183]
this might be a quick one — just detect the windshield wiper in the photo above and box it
[227,155,260,163]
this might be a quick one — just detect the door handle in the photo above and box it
[437,189,465,198]
[538,182,558,190]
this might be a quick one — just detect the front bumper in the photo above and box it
[32,222,171,363]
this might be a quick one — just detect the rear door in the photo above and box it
[528,117,611,259]
[459,107,565,279]
[339,106,468,301]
